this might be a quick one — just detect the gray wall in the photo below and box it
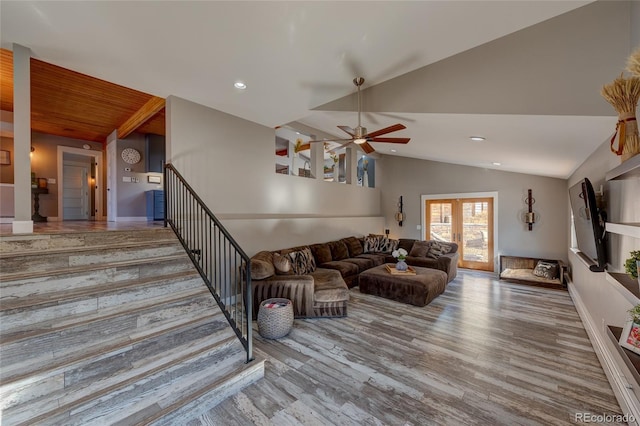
[166,95,384,255]
[116,133,163,218]
[378,155,569,269]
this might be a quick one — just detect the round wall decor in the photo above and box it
[121,148,141,164]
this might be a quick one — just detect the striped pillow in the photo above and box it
[287,247,316,275]
[426,241,453,259]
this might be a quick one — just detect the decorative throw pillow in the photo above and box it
[286,247,316,275]
[273,253,292,275]
[378,238,399,254]
[533,261,559,279]
[250,251,275,280]
[310,243,332,265]
[342,237,363,257]
[426,241,453,259]
[363,235,381,253]
[330,240,350,261]
[409,241,431,257]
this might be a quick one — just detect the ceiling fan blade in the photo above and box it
[366,123,406,138]
[360,142,376,154]
[308,138,353,144]
[337,126,355,137]
[370,137,411,144]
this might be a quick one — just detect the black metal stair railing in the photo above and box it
[163,164,253,363]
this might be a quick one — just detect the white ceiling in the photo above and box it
[1,1,632,178]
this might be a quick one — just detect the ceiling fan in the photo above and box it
[309,77,410,154]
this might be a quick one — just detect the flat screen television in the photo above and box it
[568,178,607,272]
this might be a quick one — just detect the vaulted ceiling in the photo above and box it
[0,1,636,177]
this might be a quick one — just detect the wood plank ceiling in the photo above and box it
[0,48,165,143]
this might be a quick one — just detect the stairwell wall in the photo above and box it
[166,95,383,255]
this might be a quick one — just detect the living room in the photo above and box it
[1,1,640,424]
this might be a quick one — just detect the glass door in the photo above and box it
[425,198,494,272]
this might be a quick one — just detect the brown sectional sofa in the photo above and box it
[250,235,459,319]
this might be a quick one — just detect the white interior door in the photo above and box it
[63,163,89,220]
[106,138,117,222]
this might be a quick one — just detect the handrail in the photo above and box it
[163,163,253,363]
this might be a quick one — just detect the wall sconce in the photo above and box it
[524,189,535,231]
[30,145,35,158]
[395,196,405,226]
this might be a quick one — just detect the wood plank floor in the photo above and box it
[194,270,623,425]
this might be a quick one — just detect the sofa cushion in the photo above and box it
[379,238,399,253]
[310,243,332,265]
[398,238,416,253]
[287,247,316,275]
[363,235,381,253]
[308,268,349,302]
[319,260,359,277]
[342,236,364,257]
[273,253,292,275]
[330,240,350,261]
[342,257,375,273]
[405,256,439,269]
[250,251,275,280]
[426,241,453,259]
[356,253,387,267]
[363,235,398,254]
[409,241,431,257]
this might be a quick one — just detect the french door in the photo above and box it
[425,198,494,271]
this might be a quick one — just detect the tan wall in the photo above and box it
[0,137,14,184]
[28,133,103,219]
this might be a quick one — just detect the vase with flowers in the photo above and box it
[392,248,408,271]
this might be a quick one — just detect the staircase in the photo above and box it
[0,227,264,425]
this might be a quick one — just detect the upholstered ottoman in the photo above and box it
[358,264,448,307]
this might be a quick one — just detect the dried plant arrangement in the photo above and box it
[601,74,640,162]
[627,47,640,77]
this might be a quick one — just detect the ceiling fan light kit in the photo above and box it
[307,77,411,154]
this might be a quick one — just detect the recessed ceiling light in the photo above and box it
[234,81,247,89]
[492,162,501,166]
[470,136,485,141]
[390,149,397,153]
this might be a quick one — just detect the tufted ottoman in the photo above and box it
[358,263,448,307]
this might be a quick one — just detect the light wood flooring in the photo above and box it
[197,270,623,425]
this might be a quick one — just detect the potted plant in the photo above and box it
[620,304,640,355]
[625,250,640,285]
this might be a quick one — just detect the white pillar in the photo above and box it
[345,146,358,184]
[310,136,324,180]
[12,44,33,234]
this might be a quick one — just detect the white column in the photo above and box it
[310,136,324,180]
[12,44,33,234]
[345,146,358,184]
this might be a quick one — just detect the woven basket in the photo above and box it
[257,298,293,339]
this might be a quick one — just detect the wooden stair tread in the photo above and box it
[0,286,212,346]
[1,309,228,386]
[0,270,200,312]
[0,253,190,282]
[3,332,240,425]
[0,238,182,259]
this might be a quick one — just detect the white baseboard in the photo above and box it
[0,217,13,224]
[116,217,149,222]
[569,282,640,425]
